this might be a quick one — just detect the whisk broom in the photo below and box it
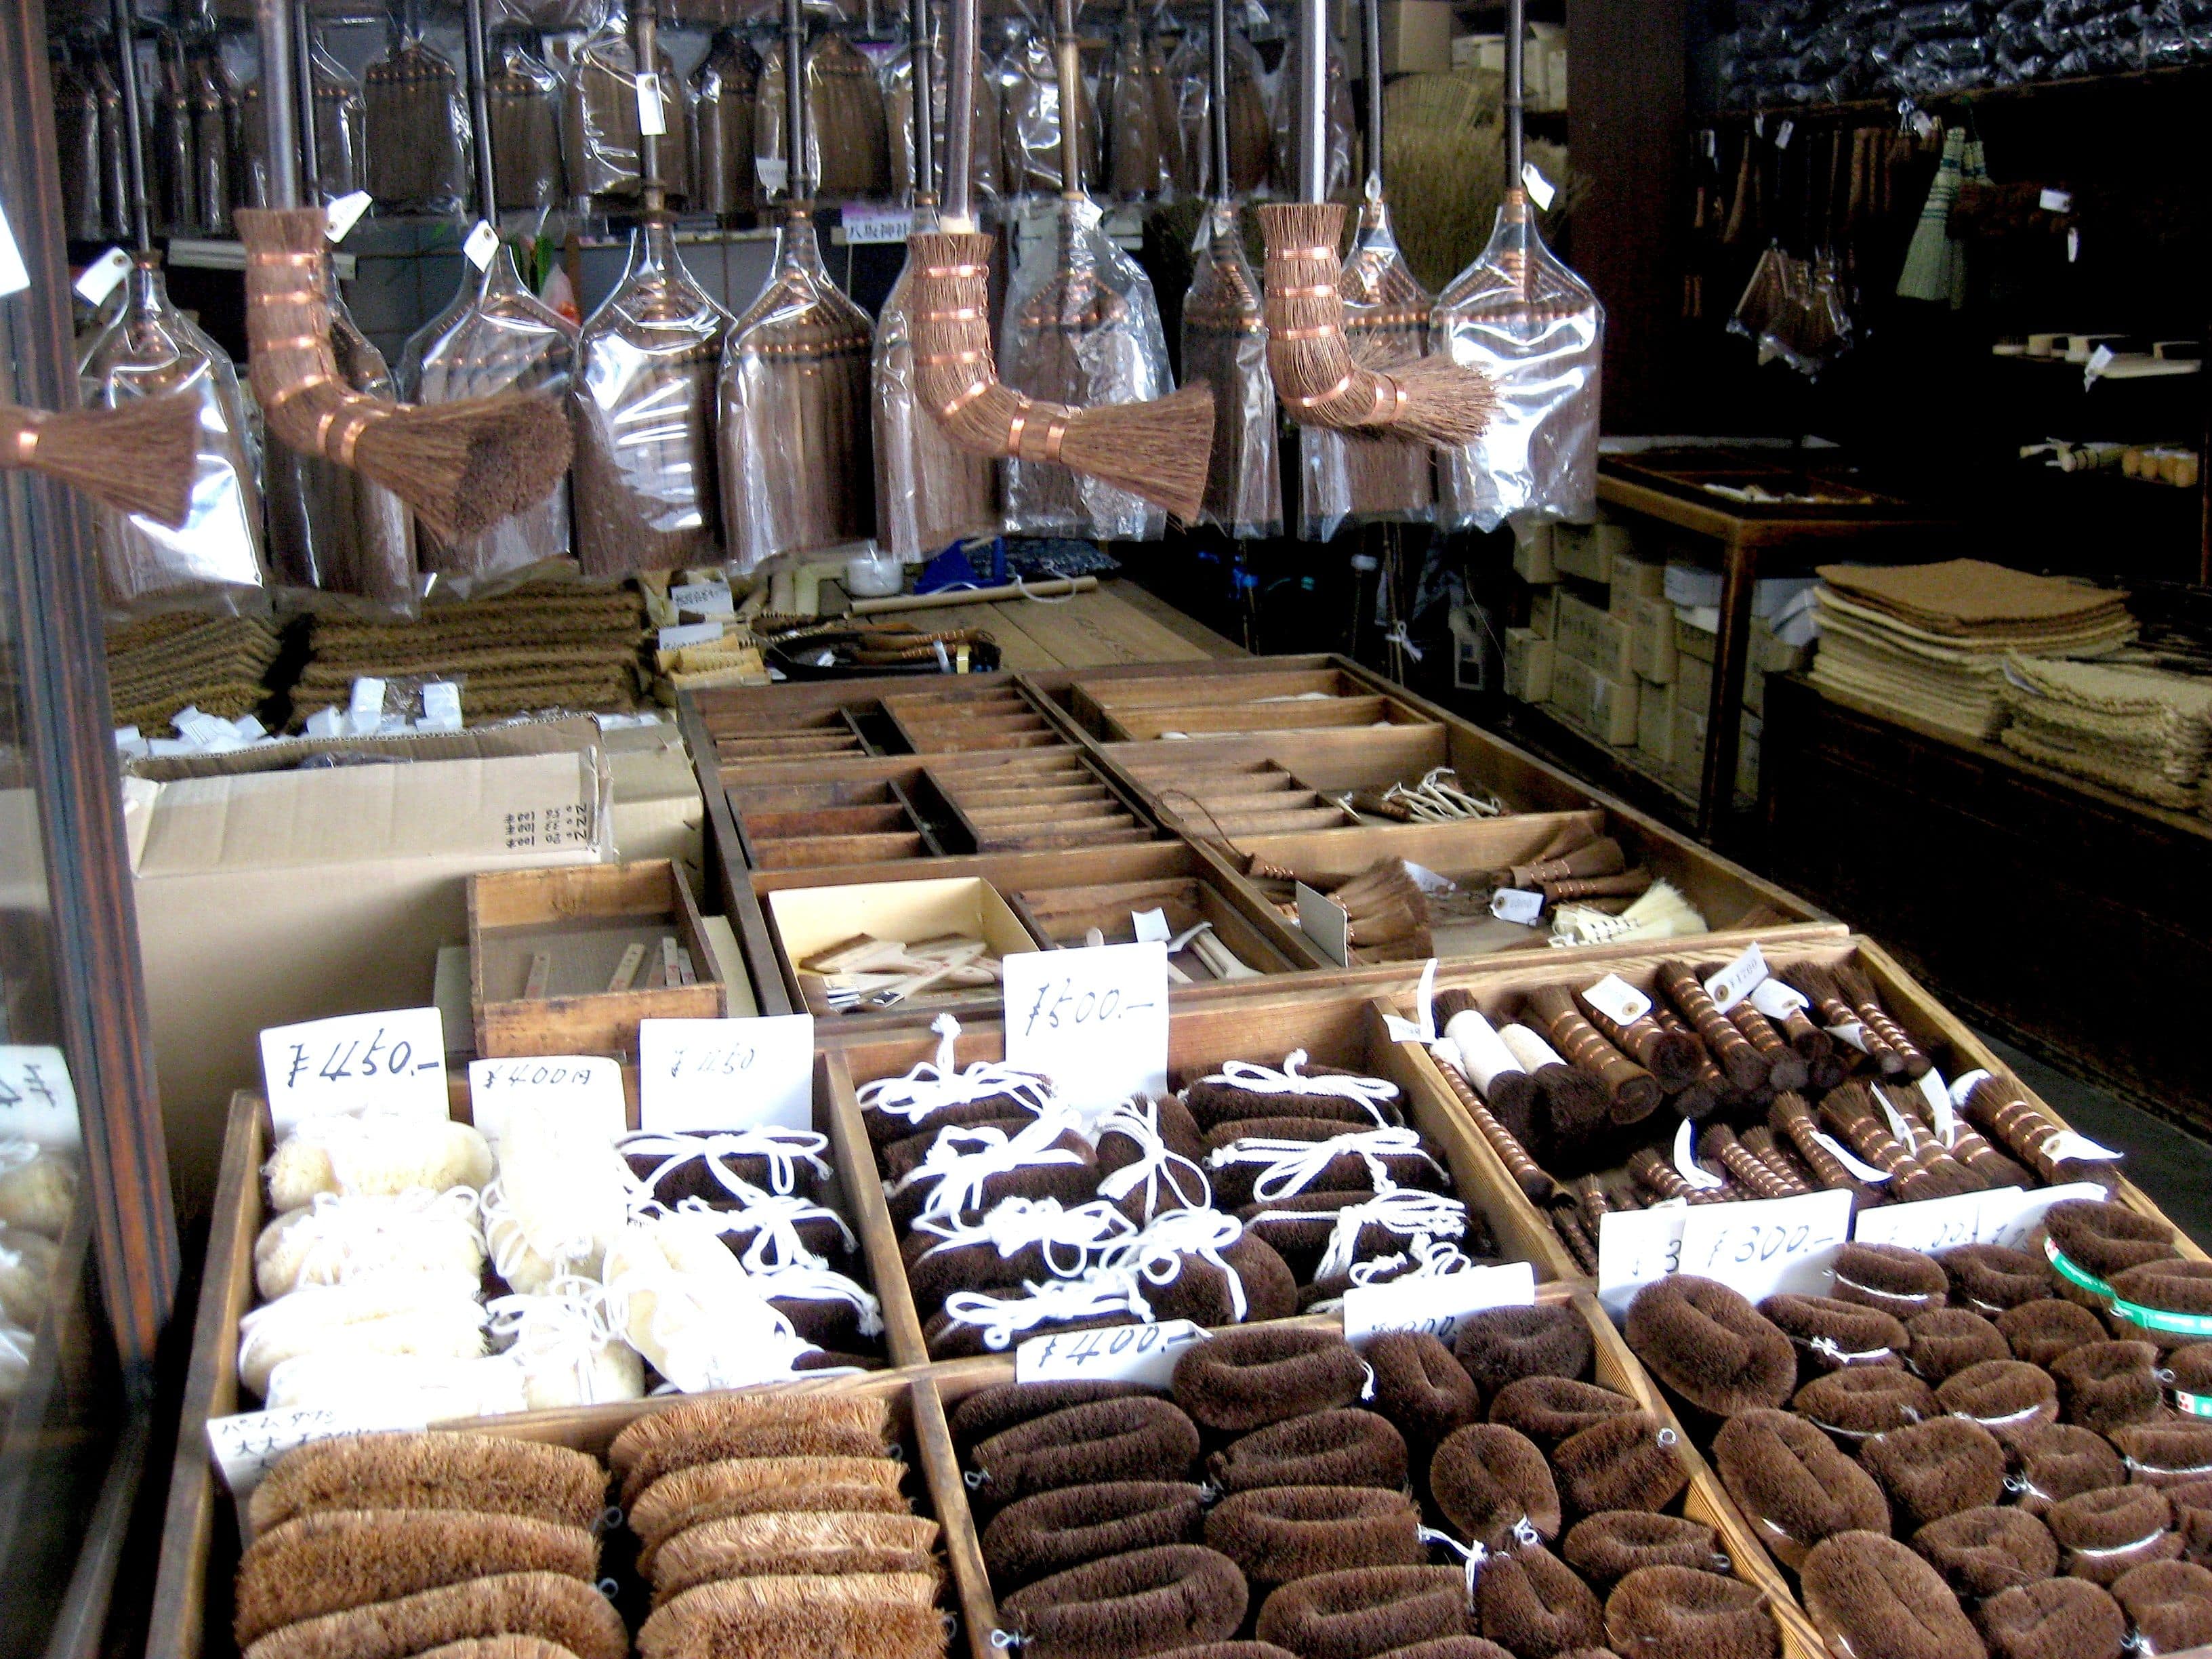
[907,0,1212,523]
[717,0,876,569]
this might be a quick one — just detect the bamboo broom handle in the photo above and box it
[1211,0,1231,205]
[1054,0,1082,197]
[255,0,301,208]
[638,0,665,207]
[462,0,497,223]
[1361,0,1381,194]
[943,0,975,226]
[851,575,1095,612]
[785,0,808,203]
[1295,0,1325,202]
[108,0,152,250]
[293,0,320,197]
[910,0,935,205]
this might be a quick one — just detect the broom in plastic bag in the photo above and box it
[905,0,1212,527]
[873,0,1000,565]
[1297,0,1431,541]
[571,0,727,573]
[718,0,876,571]
[1178,0,1277,539]
[398,0,579,597]
[1431,0,1601,531]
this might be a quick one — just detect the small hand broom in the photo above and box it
[907,0,1212,525]
[0,395,197,529]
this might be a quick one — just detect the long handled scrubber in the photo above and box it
[908,0,1212,523]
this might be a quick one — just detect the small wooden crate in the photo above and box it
[468,859,727,1059]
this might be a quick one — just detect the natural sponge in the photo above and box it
[1455,1305,1593,1395]
[1476,1544,1605,1659]
[1911,1507,2058,1600]
[971,1397,1202,1503]
[1431,1424,1562,1548]
[1799,1532,1979,1659]
[635,1572,941,1659]
[1254,1566,1475,1659]
[238,1572,628,1659]
[2047,1485,2182,1585]
[1366,1332,1481,1454]
[1998,1299,2108,1368]
[1757,1293,1908,1374]
[1711,1410,1889,1569]
[983,1483,1206,1590]
[1550,1413,1687,1518]
[1561,1513,1726,1586]
[1623,1278,1795,1418]
[1939,1244,2051,1315]
[1903,1309,2008,1384]
[2108,1421,2212,1488]
[1172,1326,1372,1433]
[2052,1340,2164,1435]
[1204,1486,1424,1586]
[1830,1243,1948,1319]
[1210,1409,1408,1496]
[1487,1378,1638,1449]
[1980,1576,2127,1659]
[1601,1565,1774,1659]
[610,1392,892,1505]
[1858,1416,2007,1529]
[1000,1544,1249,1659]
[249,1433,608,1536]
[2111,1559,2212,1654]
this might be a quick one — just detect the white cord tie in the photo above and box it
[617,1127,832,1198]
[745,1259,886,1338]
[1268,1187,1469,1282]
[1111,1208,1249,1321]
[857,1013,1057,1123]
[666,1189,855,1271]
[1095,1100,1214,1214]
[914,1197,1136,1277]
[1208,1127,1440,1204]
[1196,1052,1401,1122]
[485,1273,626,1400]
[895,1111,1090,1223]
[938,1273,1154,1351]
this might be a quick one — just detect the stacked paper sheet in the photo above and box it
[1999,654,2212,812]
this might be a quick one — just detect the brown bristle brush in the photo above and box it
[1721,998,1809,1093]
[1701,1122,1805,1197]
[636,1572,944,1659]
[1875,1082,1995,1194]
[1830,964,1931,1078]
[1784,962,1904,1076]
[1769,1092,1884,1206]
[249,1433,608,1535]
[1427,1044,1554,1204]
[1960,1076,2122,1193]
[1626,1147,1727,1206]
[648,1511,943,1605]
[0,393,198,526]
[1511,836,1626,892]
[239,1572,630,1659]
[1654,962,1768,1092]
[1650,1002,1723,1120]
[1326,858,1433,961]
[609,1392,893,1505]
[1496,1022,1608,1158]
[1818,1083,1973,1203]
[628,1454,909,1563]
[1523,984,1661,1125]
[1435,989,1543,1148]
[1738,1124,1818,1194]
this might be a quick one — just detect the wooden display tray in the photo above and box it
[766,874,1040,1023]
[468,859,729,1059]
[1006,871,1301,981]
[687,672,1080,762]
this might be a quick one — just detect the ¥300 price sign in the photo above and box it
[1002,942,1169,1111]
[258,1008,448,1132]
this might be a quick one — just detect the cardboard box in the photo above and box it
[1376,0,1455,73]
[1751,615,1814,677]
[604,720,706,892]
[1675,649,1714,716]
[124,722,615,1214]
[1674,614,1717,665]
[1637,684,1675,765]
[1550,654,1639,746]
[1504,628,1554,703]
[1671,703,1709,785]
[1608,552,1667,617]
[1738,712,1763,798]
[1528,585,1557,640]
[766,876,1039,1017]
[1630,594,1677,683]
[1512,523,1557,585]
[1551,518,1628,584]
[1553,590,1636,683]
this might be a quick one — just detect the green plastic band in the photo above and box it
[2111,1296,2212,1337]
[2173,1388,2212,1419]
[2045,1236,2114,1300]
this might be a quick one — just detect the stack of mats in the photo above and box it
[1998,653,2212,813]
[293,579,647,726]
[1807,558,2136,740]
[106,613,283,735]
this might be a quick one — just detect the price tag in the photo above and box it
[1676,1189,1854,1303]
[1296,883,1352,966]
[658,620,725,651]
[668,580,735,616]
[1016,1319,1207,1387]
[638,1014,817,1132]
[636,71,667,136]
[1597,1207,1688,1319]
[259,1008,449,1134]
[74,247,130,305]
[2041,1129,2123,1163]
[0,1046,80,1147]
[1343,1261,1535,1346]
[2039,187,2072,214]
[2085,344,2116,381]
[1673,1118,1726,1190]
[1702,942,1768,1012]
[1853,1187,1990,1254]
[1520,162,1557,210]
[1490,888,1544,925]
[467,1055,627,1144]
[1775,119,1795,149]
[462,220,499,271]
[1132,907,1172,945]
[0,207,30,297]
[758,157,789,193]
[1826,1019,1870,1053]
[347,676,386,736]
[1582,974,1651,1027]
[1381,958,1439,1043]
[2067,226,2079,263]
[325,190,373,242]
[1914,1068,1954,1143]
[1976,1182,2110,1253]
[209,1404,427,1521]
[1748,978,1809,1021]
[1002,943,1169,1112]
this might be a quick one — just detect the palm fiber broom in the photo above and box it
[908,0,1212,523]
[717,0,874,571]
[1255,0,1492,449]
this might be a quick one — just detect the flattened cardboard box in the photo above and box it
[124,722,613,1215]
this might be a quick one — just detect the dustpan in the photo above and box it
[718,0,876,571]
[572,0,726,572]
[400,0,579,596]
[874,0,1001,565]
[1431,0,1601,529]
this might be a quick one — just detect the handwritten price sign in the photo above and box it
[258,1008,448,1133]
[1677,1189,1853,1303]
[1597,1207,1690,1318]
[0,1046,81,1147]
[209,1403,426,1526]
[638,1014,815,1132]
[467,1055,628,1144]
[1343,1261,1536,1347]
[1002,943,1168,1111]
[1017,1319,1206,1387]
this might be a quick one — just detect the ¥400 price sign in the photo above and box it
[1017,1319,1206,1387]
[258,1008,448,1132]
[1002,942,1169,1112]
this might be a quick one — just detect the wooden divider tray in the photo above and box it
[729,771,941,868]
[926,748,1160,852]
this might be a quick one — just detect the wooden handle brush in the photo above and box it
[1553,1206,1598,1273]
[1513,836,1626,890]
[1545,869,1652,903]
[0,394,197,526]
[1577,988,1703,1094]
[1877,1080,2016,1191]
[1626,1146,1727,1205]
[1832,963,1932,1079]
[1648,1001,1722,1120]
[1523,983,1660,1126]
[1960,1075,2120,1193]
[1738,1125,1814,1195]
[1701,1123,1799,1199]
[1655,959,1768,1092]
[1786,961,1904,1076]
[1723,998,1809,1092]
[1820,1082,1976,1202]
[1431,1046,1553,1204]
[1498,1021,1607,1153]
[1769,1092,1881,1207]
[1435,989,1541,1150]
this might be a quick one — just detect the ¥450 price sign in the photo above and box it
[258,1008,449,1132]
[1002,942,1169,1112]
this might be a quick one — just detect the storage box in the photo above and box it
[1551,653,1639,745]
[1752,614,1814,676]
[1504,628,1554,703]
[1551,518,1628,583]
[1739,710,1763,798]
[1528,583,1557,640]
[1637,683,1675,766]
[1674,647,1714,715]
[1608,552,1667,617]
[605,719,706,890]
[1631,594,1677,683]
[1512,523,1557,584]
[764,876,1039,1018]
[1553,590,1636,682]
[1674,613,1717,664]
[1374,0,1455,72]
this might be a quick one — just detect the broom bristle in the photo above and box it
[240,1572,630,1659]
[1,393,200,527]
[631,1454,907,1552]
[353,393,575,543]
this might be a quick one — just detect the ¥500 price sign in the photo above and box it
[1002,943,1169,1111]
[258,1008,449,1132]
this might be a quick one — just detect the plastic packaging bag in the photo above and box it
[717,208,874,571]
[150,31,197,236]
[186,35,238,235]
[54,47,104,244]
[565,6,694,208]
[1180,204,1279,537]
[1001,195,1173,540]
[80,257,268,617]
[490,0,608,30]
[89,52,129,239]
[243,35,367,209]
[1433,195,1603,530]
[1103,7,1179,201]
[756,32,892,203]
[1301,187,1434,540]
[572,215,726,573]
[401,240,580,596]
[691,30,759,218]
[365,29,471,216]
[998,26,1097,195]
[487,33,562,213]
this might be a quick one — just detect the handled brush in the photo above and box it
[0,396,197,527]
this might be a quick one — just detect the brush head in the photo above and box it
[0,393,200,527]
[249,1432,609,1537]
[609,1391,894,1505]
[636,1572,943,1659]
[238,1572,629,1659]
[649,1511,942,1605]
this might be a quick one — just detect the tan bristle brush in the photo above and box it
[240,1572,628,1659]
[610,1392,894,1504]
[249,1432,608,1535]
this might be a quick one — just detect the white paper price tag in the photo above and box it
[209,1404,427,1519]
[1676,1189,1853,1303]
[1826,1019,1870,1053]
[259,1008,449,1134]
[1003,943,1169,1112]
[1853,1187,1991,1255]
[1381,958,1439,1044]
[840,204,914,244]
[1673,1119,1726,1190]
[1775,119,1795,149]
[1490,888,1544,925]
[325,190,373,242]
[74,246,130,305]
[462,220,499,270]
[1016,1319,1206,1387]
[2039,187,2072,213]
[638,1014,816,1132]
[1702,942,1768,1012]
[1915,1068,1955,1144]
[757,157,788,192]
[1582,974,1652,1027]
[668,580,735,615]
[636,71,667,135]
[0,207,32,297]
[1748,978,1809,1022]
[0,1046,80,1147]
[468,1055,627,1144]
[1296,883,1352,966]
[1520,162,1557,210]
[1343,1261,1535,1346]
[2042,1130,2123,1163]
[1132,907,1172,945]
[658,620,724,650]
[1597,1207,1688,1319]
[1975,1182,2110,1253]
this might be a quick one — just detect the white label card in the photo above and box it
[638,1014,817,1133]
[468,1055,628,1144]
[1132,907,1172,945]
[0,1046,81,1147]
[839,205,915,244]
[0,208,31,297]
[1296,883,1352,966]
[757,157,788,192]
[1002,943,1170,1112]
[1597,1206,1688,1319]
[209,1404,427,1521]
[258,1008,449,1134]
[1776,119,1795,148]
[1490,887,1544,925]
[1673,1118,1725,1189]
[658,621,725,650]
[419,681,463,731]
[636,71,667,135]
[2043,1130,2123,1163]
[1853,1187,1993,1255]
[1977,1182,2110,1253]
[1016,1319,1206,1387]
[462,220,499,270]
[2040,187,2072,213]
[668,581,735,615]
[325,190,373,242]
[1520,162,1557,210]
[1582,974,1652,1027]
[1381,958,1439,1044]
[1827,1019,1870,1053]
[1343,1261,1536,1347]
[1748,979,1809,1022]
[348,676,386,735]
[74,247,130,305]
[1676,1189,1854,1303]
[1702,942,1768,1012]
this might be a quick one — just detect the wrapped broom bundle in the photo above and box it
[54,47,104,244]
[1431,0,1601,530]
[1269,27,1355,199]
[242,30,365,207]
[566,3,693,208]
[755,29,891,205]
[1103,0,1177,201]
[691,30,758,220]
[186,29,239,237]
[998,18,1095,196]
[486,31,561,213]
[1166,22,1270,198]
[718,0,875,571]
[91,51,130,241]
[150,29,196,237]
[364,8,472,216]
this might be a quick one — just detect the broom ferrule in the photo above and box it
[1285,371,1353,408]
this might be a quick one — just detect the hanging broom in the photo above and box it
[1254,0,1492,448]
[236,0,571,544]
[0,396,197,527]
[907,0,1212,523]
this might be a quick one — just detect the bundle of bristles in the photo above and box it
[1424,960,2126,1276]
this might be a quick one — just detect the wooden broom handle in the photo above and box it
[1054,0,1082,198]
[943,0,975,225]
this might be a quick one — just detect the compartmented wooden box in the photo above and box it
[765,875,1041,1021]
[1065,664,1442,743]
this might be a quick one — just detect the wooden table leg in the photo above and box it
[1697,537,1757,844]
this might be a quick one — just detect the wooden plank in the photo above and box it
[1101,577,1246,659]
[985,588,1220,669]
